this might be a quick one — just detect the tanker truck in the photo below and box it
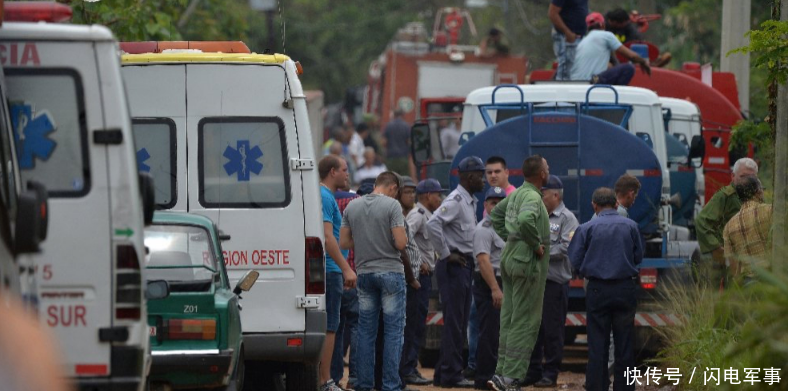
[411,84,701,363]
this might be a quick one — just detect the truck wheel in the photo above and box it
[228,348,245,391]
[286,363,319,391]
[418,349,439,368]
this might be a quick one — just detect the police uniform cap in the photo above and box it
[542,175,563,190]
[458,156,485,172]
[485,186,506,200]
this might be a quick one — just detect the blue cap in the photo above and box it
[542,175,563,190]
[357,178,376,196]
[458,156,485,172]
[485,186,507,200]
[416,178,446,194]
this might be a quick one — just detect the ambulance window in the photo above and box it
[198,117,290,208]
[5,69,89,197]
[132,118,176,208]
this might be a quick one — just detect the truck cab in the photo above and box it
[1,4,154,390]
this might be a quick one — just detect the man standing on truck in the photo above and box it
[570,12,650,85]
[471,187,507,389]
[696,157,759,287]
[488,156,551,391]
[526,176,579,388]
[427,156,486,388]
[548,0,588,80]
[569,187,643,391]
[318,155,359,391]
[340,172,410,391]
[401,178,445,386]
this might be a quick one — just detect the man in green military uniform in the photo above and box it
[695,157,759,287]
[487,156,551,391]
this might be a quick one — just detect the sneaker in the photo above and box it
[464,367,477,379]
[403,373,431,385]
[487,375,506,391]
[504,380,522,391]
[320,380,343,391]
[415,372,432,382]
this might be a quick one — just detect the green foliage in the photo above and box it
[63,0,249,42]
[729,19,788,86]
[730,119,773,156]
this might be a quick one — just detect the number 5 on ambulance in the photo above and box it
[2,2,156,391]
[121,42,327,387]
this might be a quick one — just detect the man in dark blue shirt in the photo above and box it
[568,187,642,391]
[548,0,588,80]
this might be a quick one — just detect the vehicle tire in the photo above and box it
[228,348,245,391]
[418,348,439,368]
[285,363,319,391]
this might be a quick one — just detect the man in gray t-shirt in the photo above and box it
[340,172,410,391]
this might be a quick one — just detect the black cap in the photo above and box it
[458,156,485,173]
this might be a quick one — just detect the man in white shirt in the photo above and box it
[570,12,650,85]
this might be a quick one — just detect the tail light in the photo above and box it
[639,268,658,290]
[168,319,217,340]
[4,2,73,23]
[116,244,142,320]
[305,237,325,295]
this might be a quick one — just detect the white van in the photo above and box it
[121,43,326,390]
[1,8,153,390]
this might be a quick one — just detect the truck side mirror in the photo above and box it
[218,230,231,242]
[139,172,155,226]
[410,123,431,167]
[14,181,48,254]
[234,270,259,295]
[688,135,705,167]
[146,280,170,300]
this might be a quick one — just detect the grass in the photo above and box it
[652,260,788,390]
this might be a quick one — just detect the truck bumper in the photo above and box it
[149,349,233,388]
[244,309,325,363]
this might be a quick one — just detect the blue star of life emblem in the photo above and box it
[10,102,57,169]
[223,140,263,182]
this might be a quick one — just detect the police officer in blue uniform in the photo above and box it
[427,156,486,388]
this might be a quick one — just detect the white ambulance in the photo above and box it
[121,42,326,390]
[1,3,153,390]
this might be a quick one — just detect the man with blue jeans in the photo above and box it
[318,155,359,391]
[331,189,360,388]
[340,172,412,391]
[569,188,643,391]
[570,12,650,85]
[548,0,588,80]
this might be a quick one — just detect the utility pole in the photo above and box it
[720,0,751,114]
[773,0,787,271]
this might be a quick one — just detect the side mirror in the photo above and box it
[458,131,475,146]
[146,280,170,300]
[218,230,231,242]
[139,172,155,226]
[14,181,48,254]
[234,270,259,295]
[688,135,705,166]
[410,122,431,167]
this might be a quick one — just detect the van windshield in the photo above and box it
[144,224,217,284]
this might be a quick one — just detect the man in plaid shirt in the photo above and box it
[723,175,772,280]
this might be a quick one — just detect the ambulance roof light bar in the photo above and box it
[4,1,73,23]
[119,41,251,55]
